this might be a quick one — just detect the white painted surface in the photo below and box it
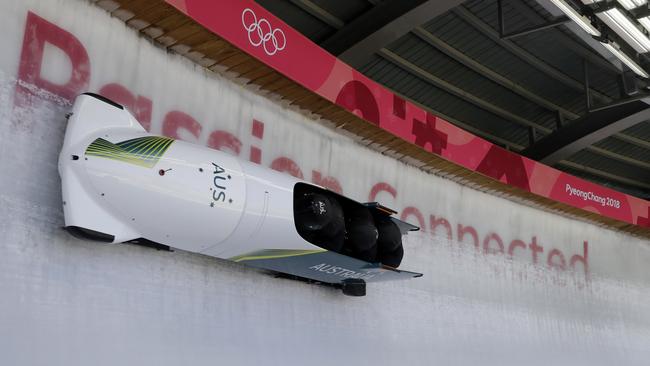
[0,1,649,365]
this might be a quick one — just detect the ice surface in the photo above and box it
[0,1,649,365]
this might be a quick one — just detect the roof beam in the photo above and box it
[454,6,613,104]
[613,132,650,150]
[378,48,553,134]
[412,26,581,120]
[557,160,650,191]
[288,0,344,29]
[505,0,620,74]
[398,90,527,151]
[321,0,464,68]
[410,22,650,168]
[501,17,571,39]
[586,146,650,170]
[459,5,648,152]
[403,12,650,167]
[523,99,650,164]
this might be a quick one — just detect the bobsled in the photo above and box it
[58,93,422,296]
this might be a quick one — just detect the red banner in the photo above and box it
[166,0,650,228]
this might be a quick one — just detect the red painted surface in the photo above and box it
[16,11,89,108]
[368,182,397,202]
[162,110,202,141]
[270,156,304,179]
[401,207,426,233]
[638,208,650,228]
[251,119,264,139]
[249,119,264,164]
[311,171,343,194]
[207,130,242,156]
[165,0,650,228]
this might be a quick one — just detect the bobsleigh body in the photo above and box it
[59,94,421,295]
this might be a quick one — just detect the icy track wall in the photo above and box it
[0,1,649,365]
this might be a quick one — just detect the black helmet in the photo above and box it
[345,208,378,255]
[376,219,403,267]
[295,193,340,231]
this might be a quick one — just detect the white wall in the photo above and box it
[0,1,649,365]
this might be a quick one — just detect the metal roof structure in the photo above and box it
[255,0,650,200]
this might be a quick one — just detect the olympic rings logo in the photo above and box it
[241,8,286,56]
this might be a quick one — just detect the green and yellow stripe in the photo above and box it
[230,249,326,263]
[86,136,174,168]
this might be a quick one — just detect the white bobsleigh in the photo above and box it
[58,93,422,296]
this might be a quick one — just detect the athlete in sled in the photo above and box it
[58,93,422,296]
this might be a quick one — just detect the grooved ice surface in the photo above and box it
[0,1,649,365]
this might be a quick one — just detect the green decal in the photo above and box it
[86,136,174,168]
[230,249,327,263]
